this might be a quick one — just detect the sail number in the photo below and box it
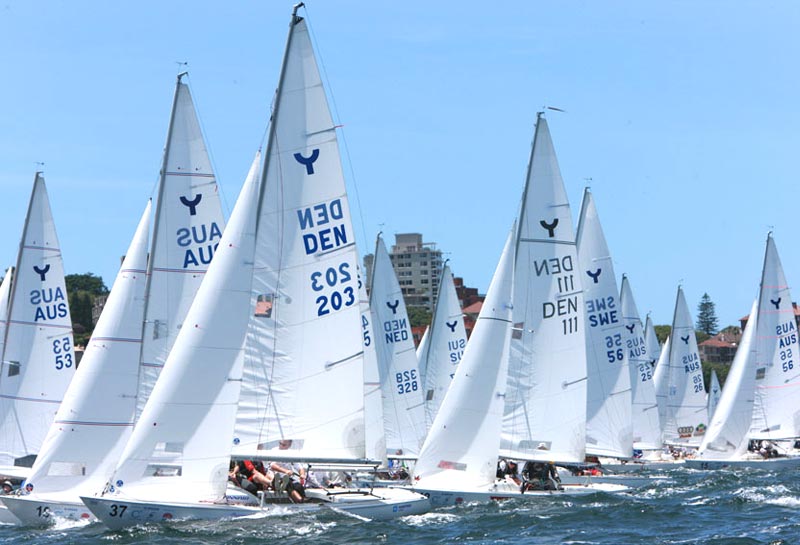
[605,334,623,363]
[310,263,355,316]
[780,348,794,372]
[108,504,128,517]
[638,363,652,382]
[36,505,51,518]
[53,336,73,370]
[396,370,419,395]
[693,374,703,393]
[362,314,372,347]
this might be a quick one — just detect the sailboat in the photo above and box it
[0,174,76,479]
[1,203,151,525]
[368,235,426,457]
[418,264,467,429]
[412,117,626,506]
[501,115,588,465]
[620,276,661,453]
[686,234,800,469]
[576,188,632,460]
[662,286,707,448]
[83,6,429,528]
[0,74,227,526]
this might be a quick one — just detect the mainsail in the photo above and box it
[369,235,426,456]
[501,115,587,463]
[0,173,76,469]
[662,287,707,446]
[576,189,632,458]
[234,13,368,463]
[620,276,661,450]
[419,264,467,429]
[749,234,800,440]
[136,74,226,418]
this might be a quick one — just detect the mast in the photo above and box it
[135,72,186,387]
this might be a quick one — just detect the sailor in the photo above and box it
[1,480,13,495]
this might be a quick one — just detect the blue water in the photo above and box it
[2,467,798,545]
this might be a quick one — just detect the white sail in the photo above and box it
[414,228,514,491]
[699,300,757,459]
[416,326,430,379]
[576,189,632,459]
[22,201,151,497]
[650,323,669,433]
[662,287,707,446]
[749,234,800,440]
[233,15,368,463]
[420,264,467,429]
[103,153,260,503]
[707,369,721,422]
[360,267,386,464]
[620,276,661,450]
[0,173,76,468]
[502,115,587,463]
[369,235,426,457]
[136,75,226,418]
[0,268,12,366]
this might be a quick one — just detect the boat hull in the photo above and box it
[0,495,95,526]
[414,481,628,507]
[0,505,21,525]
[81,487,429,529]
[683,456,800,470]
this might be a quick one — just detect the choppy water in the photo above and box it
[2,467,798,545]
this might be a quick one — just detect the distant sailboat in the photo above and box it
[687,233,800,469]
[651,323,669,434]
[0,174,75,477]
[576,188,632,459]
[620,276,661,451]
[662,287,707,447]
[369,235,426,457]
[418,264,467,429]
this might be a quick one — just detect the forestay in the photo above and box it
[749,234,800,440]
[234,15,368,463]
[662,287,707,446]
[699,300,757,459]
[620,276,662,450]
[103,154,260,503]
[0,174,76,468]
[414,228,514,491]
[369,236,426,457]
[420,265,467,429]
[22,202,151,497]
[576,189,632,459]
[502,115,587,463]
[136,75,226,418]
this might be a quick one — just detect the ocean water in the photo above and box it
[1,467,798,545]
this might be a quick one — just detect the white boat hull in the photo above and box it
[81,487,429,529]
[683,456,800,470]
[600,460,685,473]
[0,504,21,525]
[414,480,628,508]
[558,474,661,488]
[0,495,95,526]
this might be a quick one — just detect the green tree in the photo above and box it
[696,293,719,335]
[65,272,108,296]
[654,325,671,344]
[406,306,432,329]
[65,272,108,346]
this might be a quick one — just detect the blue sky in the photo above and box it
[1,1,798,328]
